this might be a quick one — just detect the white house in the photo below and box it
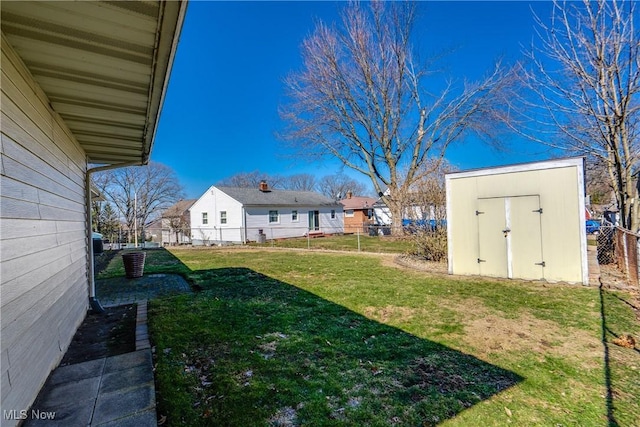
[191,181,344,244]
[0,2,186,423]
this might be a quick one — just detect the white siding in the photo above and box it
[245,207,309,241]
[319,208,343,234]
[373,205,392,225]
[190,186,345,243]
[190,187,244,244]
[1,35,89,422]
[246,207,343,241]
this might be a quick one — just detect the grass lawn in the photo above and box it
[119,248,638,426]
[248,233,411,254]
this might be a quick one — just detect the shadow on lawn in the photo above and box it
[151,265,523,426]
[598,285,640,427]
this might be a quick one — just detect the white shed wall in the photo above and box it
[1,35,89,422]
[446,158,588,284]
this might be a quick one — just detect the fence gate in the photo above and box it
[477,196,544,280]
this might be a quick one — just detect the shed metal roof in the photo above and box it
[1,0,187,165]
[217,186,341,207]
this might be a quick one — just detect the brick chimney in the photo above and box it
[347,190,353,199]
[259,180,269,192]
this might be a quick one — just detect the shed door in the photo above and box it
[477,198,508,277]
[477,196,544,280]
[510,196,544,280]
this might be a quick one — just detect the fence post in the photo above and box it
[357,229,361,252]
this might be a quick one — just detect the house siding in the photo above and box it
[191,187,244,244]
[190,186,344,243]
[1,35,89,422]
[245,207,307,240]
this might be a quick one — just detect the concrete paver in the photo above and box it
[92,382,155,425]
[25,349,155,427]
[96,273,191,307]
[24,273,193,426]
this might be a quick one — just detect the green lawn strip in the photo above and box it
[96,248,191,279]
[146,248,639,426]
[150,280,520,426]
[249,234,410,254]
[599,289,640,426]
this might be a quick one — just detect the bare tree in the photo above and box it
[281,1,508,233]
[514,0,640,229]
[162,200,193,245]
[217,171,285,189]
[280,173,317,191]
[94,162,183,243]
[404,159,451,261]
[217,171,267,188]
[317,173,370,199]
[586,159,614,208]
[402,159,450,222]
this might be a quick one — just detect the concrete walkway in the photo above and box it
[25,274,192,426]
[97,273,191,307]
[587,244,601,286]
[25,302,154,426]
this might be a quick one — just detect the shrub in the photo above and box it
[407,227,447,262]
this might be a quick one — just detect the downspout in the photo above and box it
[242,206,247,244]
[86,161,139,313]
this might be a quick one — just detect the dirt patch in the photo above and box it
[390,255,448,274]
[60,304,136,366]
[363,305,419,323]
[93,249,119,275]
[462,308,601,365]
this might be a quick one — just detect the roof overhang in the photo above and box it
[1,0,187,166]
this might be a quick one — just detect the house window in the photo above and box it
[331,210,336,219]
[367,209,373,219]
[345,209,354,217]
[202,212,208,225]
[292,210,298,221]
[220,211,227,224]
[269,210,279,223]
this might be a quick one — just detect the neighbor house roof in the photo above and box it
[217,186,341,207]
[1,1,187,165]
[162,199,196,218]
[340,196,376,210]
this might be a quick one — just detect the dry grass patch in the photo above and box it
[464,313,602,364]
[363,305,420,323]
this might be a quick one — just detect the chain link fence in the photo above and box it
[596,224,640,287]
[148,224,421,253]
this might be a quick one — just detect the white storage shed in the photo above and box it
[445,158,589,284]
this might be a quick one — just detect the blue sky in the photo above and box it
[152,1,555,199]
